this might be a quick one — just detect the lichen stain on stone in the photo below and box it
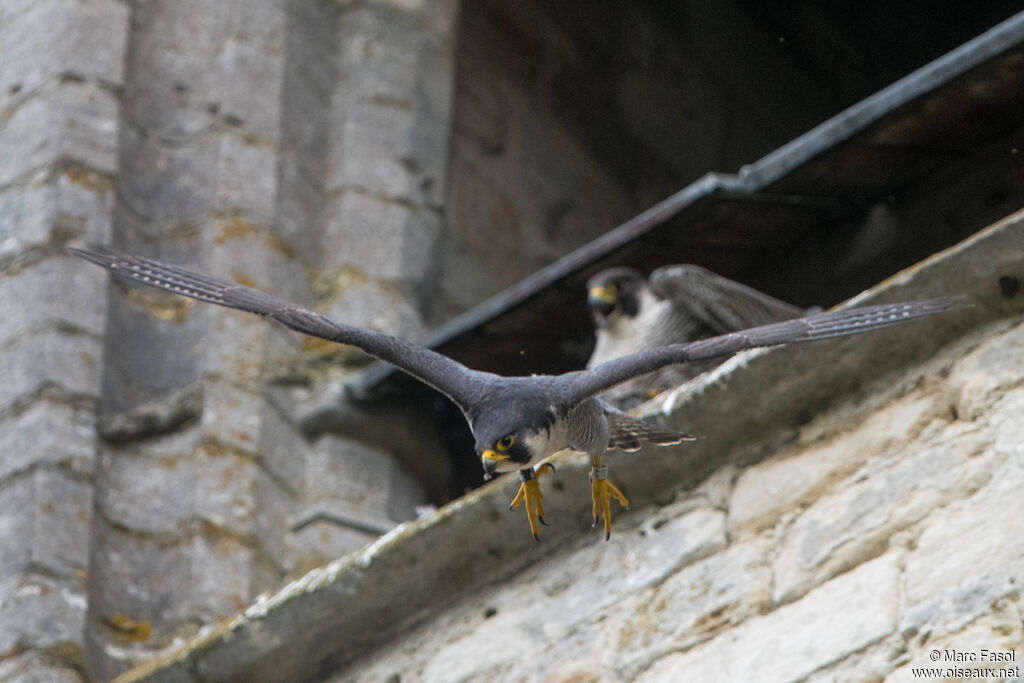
[229,269,259,289]
[311,263,369,302]
[213,214,299,260]
[215,215,258,245]
[301,335,342,355]
[63,166,113,193]
[107,613,153,643]
[366,94,414,111]
[125,286,197,322]
[692,604,728,632]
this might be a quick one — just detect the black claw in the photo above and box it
[508,504,514,511]
[592,516,599,528]
[605,532,610,541]
[538,515,549,527]
[533,533,540,542]
[547,464,556,476]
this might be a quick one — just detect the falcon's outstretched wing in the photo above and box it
[71,247,486,412]
[649,264,806,333]
[557,298,966,407]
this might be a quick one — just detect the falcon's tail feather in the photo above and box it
[606,412,695,452]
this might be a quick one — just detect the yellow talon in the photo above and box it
[590,466,629,541]
[509,464,554,540]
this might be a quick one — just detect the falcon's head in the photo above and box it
[472,380,557,479]
[586,267,645,329]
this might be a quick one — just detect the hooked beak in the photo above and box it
[480,450,508,480]
[588,285,616,305]
[588,286,616,328]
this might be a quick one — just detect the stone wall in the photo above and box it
[0,0,126,680]
[1,0,459,680]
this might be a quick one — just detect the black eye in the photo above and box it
[496,434,515,451]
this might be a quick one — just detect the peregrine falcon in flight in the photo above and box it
[73,247,961,540]
[587,265,808,408]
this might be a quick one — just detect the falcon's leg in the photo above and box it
[590,460,629,541]
[509,463,554,540]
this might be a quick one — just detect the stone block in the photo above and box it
[0,572,87,657]
[801,637,907,683]
[271,159,326,263]
[256,399,310,490]
[730,392,945,536]
[900,571,1020,647]
[328,1,455,197]
[116,124,218,223]
[902,395,1024,609]
[0,254,107,347]
[96,428,204,534]
[99,284,207,414]
[605,539,772,679]
[189,442,262,539]
[946,318,1024,420]
[0,399,94,483]
[252,466,297,572]
[302,435,429,530]
[321,189,442,285]
[289,386,454,500]
[88,517,262,646]
[418,505,727,682]
[214,133,280,219]
[199,380,264,455]
[207,227,312,306]
[0,167,112,268]
[0,180,56,261]
[285,519,377,575]
[0,329,102,414]
[635,554,899,683]
[98,428,263,540]
[219,36,285,141]
[0,649,86,683]
[889,610,1024,683]
[321,275,428,338]
[0,0,127,110]
[325,19,454,204]
[327,97,424,202]
[120,0,229,138]
[771,419,993,604]
[0,468,91,579]
[0,82,120,186]
[55,166,116,240]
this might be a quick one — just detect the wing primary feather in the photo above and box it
[560,297,968,405]
[70,246,483,411]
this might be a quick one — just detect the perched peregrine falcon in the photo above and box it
[587,265,807,408]
[73,247,962,540]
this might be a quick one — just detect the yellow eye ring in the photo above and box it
[496,434,515,451]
